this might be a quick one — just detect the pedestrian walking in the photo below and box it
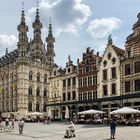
[11,118,15,129]
[18,119,24,134]
[47,116,51,124]
[110,118,117,139]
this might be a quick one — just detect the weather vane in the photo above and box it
[37,1,39,8]
[22,2,24,10]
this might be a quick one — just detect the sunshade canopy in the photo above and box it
[78,109,104,115]
[110,107,140,114]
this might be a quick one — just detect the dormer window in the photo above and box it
[68,68,71,73]
[107,52,112,60]
[54,71,56,76]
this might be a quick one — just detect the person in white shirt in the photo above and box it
[68,121,75,137]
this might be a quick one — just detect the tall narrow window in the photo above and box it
[125,64,131,75]
[29,71,33,80]
[43,102,46,112]
[36,87,40,96]
[36,102,40,112]
[135,79,140,91]
[67,92,71,100]
[72,77,76,85]
[63,80,66,87]
[28,86,32,95]
[68,78,71,86]
[111,67,116,79]
[37,73,40,82]
[125,81,130,92]
[103,85,108,96]
[72,91,76,100]
[28,101,32,112]
[135,61,140,73]
[103,70,107,81]
[111,83,116,95]
[44,88,47,96]
[63,93,66,101]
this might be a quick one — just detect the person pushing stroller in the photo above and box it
[64,121,76,138]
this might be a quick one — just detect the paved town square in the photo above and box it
[0,122,140,140]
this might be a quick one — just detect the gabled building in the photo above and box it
[47,65,64,119]
[120,12,140,109]
[61,55,78,120]
[98,37,124,113]
[77,47,101,111]
[47,55,78,120]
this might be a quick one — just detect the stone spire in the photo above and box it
[32,2,42,42]
[5,48,8,54]
[17,2,28,61]
[46,18,55,66]
[107,34,113,46]
[17,2,28,44]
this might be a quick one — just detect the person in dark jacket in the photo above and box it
[110,118,117,139]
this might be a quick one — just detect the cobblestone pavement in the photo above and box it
[0,122,140,140]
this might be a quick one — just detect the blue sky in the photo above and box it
[0,0,140,67]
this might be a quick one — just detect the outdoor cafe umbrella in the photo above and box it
[65,106,69,119]
[110,107,140,114]
[27,112,44,116]
[78,109,104,115]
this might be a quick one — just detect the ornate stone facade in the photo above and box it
[120,12,140,108]
[0,8,55,118]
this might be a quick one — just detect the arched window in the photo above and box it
[28,86,32,95]
[44,74,47,83]
[43,102,46,112]
[37,73,40,82]
[36,102,40,112]
[29,71,33,80]
[36,87,40,96]
[28,101,32,112]
[44,88,47,96]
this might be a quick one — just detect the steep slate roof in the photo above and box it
[112,45,125,57]
[0,49,18,67]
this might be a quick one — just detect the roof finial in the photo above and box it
[22,2,24,11]
[5,47,8,54]
[108,34,113,45]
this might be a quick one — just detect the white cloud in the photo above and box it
[0,35,17,46]
[0,35,17,55]
[87,17,121,39]
[27,0,92,35]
